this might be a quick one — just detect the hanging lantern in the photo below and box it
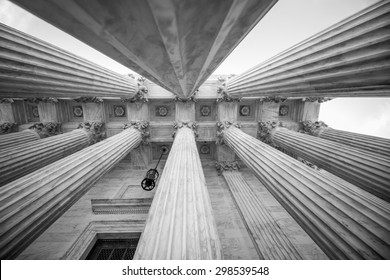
[141,146,168,191]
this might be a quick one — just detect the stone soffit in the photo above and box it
[10,0,277,97]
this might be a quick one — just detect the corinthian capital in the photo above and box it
[302,97,332,103]
[121,77,149,103]
[257,121,284,145]
[172,121,198,138]
[216,121,241,145]
[74,97,103,103]
[24,98,59,103]
[259,96,287,103]
[123,121,150,144]
[299,121,328,136]
[28,122,62,138]
[173,90,198,103]
[0,98,14,103]
[215,161,240,175]
[78,122,106,144]
[0,122,17,134]
[216,76,241,102]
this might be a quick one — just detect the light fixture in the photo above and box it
[141,146,168,191]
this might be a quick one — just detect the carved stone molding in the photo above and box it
[216,121,241,145]
[74,97,103,103]
[24,98,59,103]
[28,122,62,138]
[0,122,17,134]
[302,97,332,103]
[299,120,328,137]
[0,98,14,103]
[123,120,150,144]
[216,76,241,103]
[257,121,284,145]
[78,122,106,144]
[215,161,240,175]
[172,121,198,138]
[259,96,287,103]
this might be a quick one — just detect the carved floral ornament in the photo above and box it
[74,97,103,103]
[216,76,241,103]
[173,90,198,103]
[257,121,284,145]
[28,122,62,138]
[299,120,328,136]
[216,121,241,145]
[0,122,17,134]
[78,122,106,144]
[121,77,149,104]
[302,97,332,103]
[172,121,199,138]
[24,98,59,103]
[215,161,241,175]
[123,120,150,144]
[259,96,287,103]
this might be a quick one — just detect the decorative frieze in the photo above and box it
[216,121,241,145]
[74,97,103,103]
[302,97,332,103]
[172,121,198,138]
[257,121,283,145]
[0,122,17,134]
[259,96,287,103]
[24,98,59,103]
[123,121,150,144]
[215,161,240,175]
[78,122,106,144]
[28,122,62,138]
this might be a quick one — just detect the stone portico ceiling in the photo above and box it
[11,0,277,97]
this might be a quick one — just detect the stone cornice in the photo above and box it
[0,122,17,134]
[123,121,150,144]
[74,97,103,103]
[24,98,59,104]
[78,122,106,144]
[215,161,240,175]
[258,121,284,145]
[0,98,14,103]
[259,96,287,103]
[172,121,198,138]
[216,76,241,103]
[28,122,62,138]
[302,97,333,103]
[216,121,241,145]
[299,121,329,137]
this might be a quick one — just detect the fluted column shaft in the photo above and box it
[134,127,221,259]
[227,1,390,97]
[223,171,302,260]
[272,128,390,202]
[0,129,40,149]
[0,127,142,259]
[0,129,92,186]
[221,126,390,259]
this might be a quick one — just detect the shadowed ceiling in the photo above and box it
[10,0,277,97]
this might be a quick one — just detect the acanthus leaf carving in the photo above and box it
[216,121,241,145]
[28,122,62,138]
[299,120,328,136]
[259,96,287,103]
[302,97,332,103]
[0,122,17,134]
[121,76,149,104]
[78,122,106,144]
[74,97,103,103]
[172,121,198,138]
[216,76,241,103]
[24,98,59,103]
[173,90,198,103]
[257,121,284,145]
[215,161,241,175]
[123,120,150,144]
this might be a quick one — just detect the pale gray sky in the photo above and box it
[0,0,389,138]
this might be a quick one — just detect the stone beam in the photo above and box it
[0,23,137,98]
[227,1,390,97]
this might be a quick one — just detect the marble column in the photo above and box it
[300,121,390,157]
[259,121,390,202]
[218,122,390,259]
[134,122,221,259]
[0,121,148,259]
[0,129,40,149]
[226,1,390,98]
[217,163,302,260]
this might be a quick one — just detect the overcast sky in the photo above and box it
[0,0,388,138]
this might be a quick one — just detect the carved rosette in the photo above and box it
[78,122,106,144]
[216,121,241,145]
[257,121,284,145]
[172,121,198,138]
[0,98,14,103]
[173,90,198,103]
[302,97,332,103]
[259,96,287,103]
[0,122,17,134]
[28,122,62,138]
[74,97,103,103]
[216,76,241,103]
[123,120,150,144]
[299,121,328,137]
[215,161,240,175]
[24,98,59,103]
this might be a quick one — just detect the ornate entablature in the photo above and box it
[302,97,332,103]
[172,121,198,138]
[257,121,284,146]
[28,122,62,138]
[215,161,240,175]
[259,96,287,103]
[299,120,328,137]
[0,98,14,103]
[24,98,59,103]
[0,122,17,134]
[123,120,150,144]
[216,76,241,103]
[78,122,106,144]
[74,97,103,103]
[216,121,241,145]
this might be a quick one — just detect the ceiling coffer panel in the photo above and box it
[11,0,277,97]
